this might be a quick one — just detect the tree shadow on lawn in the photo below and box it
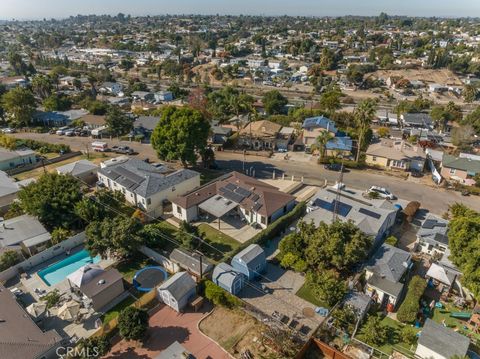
[142,325,191,351]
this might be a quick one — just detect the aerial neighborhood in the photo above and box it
[1,8,480,359]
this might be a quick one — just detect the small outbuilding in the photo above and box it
[212,262,244,295]
[231,244,266,280]
[157,272,196,312]
[56,159,98,185]
[415,318,470,359]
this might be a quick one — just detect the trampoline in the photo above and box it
[133,266,168,292]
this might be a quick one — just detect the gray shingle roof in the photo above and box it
[169,248,213,276]
[98,158,199,198]
[442,153,480,173]
[417,214,449,247]
[366,244,411,283]
[0,170,19,198]
[158,272,196,301]
[418,319,469,358]
[56,159,98,177]
[213,262,242,288]
[0,214,50,248]
[233,244,265,265]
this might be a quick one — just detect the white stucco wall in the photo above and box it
[415,343,446,359]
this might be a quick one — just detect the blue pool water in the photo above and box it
[38,249,101,286]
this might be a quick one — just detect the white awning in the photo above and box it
[199,195,238,218]
[67,264,104,288]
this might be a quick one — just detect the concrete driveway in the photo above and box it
[105,304,231,359]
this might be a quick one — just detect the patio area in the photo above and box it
[197,213,260,244]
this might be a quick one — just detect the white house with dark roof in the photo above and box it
[365,243,412,310]
[97,158,200,217]
[304,185,398,247]
[415,318,470,359]
[416,214,449,257]
[171,171,296,229]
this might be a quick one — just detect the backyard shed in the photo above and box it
[157,272,196,312]
[231,244,266,280]
[415,318,470,359]
[212,262,244,295]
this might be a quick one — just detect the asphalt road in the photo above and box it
[12,132,480,215]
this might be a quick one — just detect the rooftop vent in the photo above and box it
[98,279,105,285]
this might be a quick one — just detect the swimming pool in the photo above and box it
[38,249,101,286]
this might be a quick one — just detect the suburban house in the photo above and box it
[415,318,470,359]
[416,214,449,257]
[0,75,28,89]
[365,243,412,310]
[440,153,480,185]
[325,136,353,157]
[0,284,62,359]
[157,271,197,312]
[99,81,123,96]
[425,262,460,294]
[169,248,214,281]
[231,244,266,280]
[401,113,434,129]
[34,109,89,127]
[154,91,174,102]
[132,91,155,102]
[67,264,125,311]
[0,215,51,256]
[0,148,37,171]
[237,120,282,150]
[97,158,200,217]
[212,262,245,295]
[172,171,296,229]
[133,116,161,135]
[304,185,398,247]
[365,139,426,172]
[81,114,106,129]
[56,159,98,185]
[301,116,338,148]
[209,124,233,147]
[0,170,23,212]
[276,127,295,151]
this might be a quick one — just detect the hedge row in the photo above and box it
[396,275,427,323]
[16,139,71,154]
[226,201,306,261]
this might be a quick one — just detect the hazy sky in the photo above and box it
[1,0,479,20]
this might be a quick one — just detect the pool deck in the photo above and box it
[21,246,115,301]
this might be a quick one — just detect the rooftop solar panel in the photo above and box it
[225,183,237,191]
[359,207,381,219]
[222,189,245,203]
[332,200,352,217]
[235,187,251,197]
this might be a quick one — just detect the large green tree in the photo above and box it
[18,173,82,230]
[85,216,143,259]
[151,106,210,166]
[31,74,53,100]
[262,90,288,115]
[75,189,129,223]
[1,87,36,127]
[105,106,133,137]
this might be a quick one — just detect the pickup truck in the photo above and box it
[111,146,134,155]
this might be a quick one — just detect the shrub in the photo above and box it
[41,289,61,309]
[76,335,111,358]
[396,276,426,323]
[363,315,388,346]
[401,326,417,346]
[385,235,398,246]
[118,306,149,341]
[204,280,241,308]
[15,138,71,154]
[0,250,21,271]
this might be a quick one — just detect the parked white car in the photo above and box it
[367,186,396,200]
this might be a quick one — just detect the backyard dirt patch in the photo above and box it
[199,307,277,358]
[372,68,462,86]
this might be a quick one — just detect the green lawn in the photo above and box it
[356,316,418,357]
[295,283,330,308]
[431,301,480,341]
[114,254,156,283]
[101,295,137,324]
[197,223,240,262]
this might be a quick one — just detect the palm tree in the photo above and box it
[354,99,377,162]
[311,130,333,162]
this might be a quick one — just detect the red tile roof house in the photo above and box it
[171,171,296,229]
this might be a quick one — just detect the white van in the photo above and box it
[91,141,108,152]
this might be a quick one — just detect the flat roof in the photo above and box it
[198,195,239,218]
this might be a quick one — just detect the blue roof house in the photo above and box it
[302,116,339,149]
[326,136,353,156]
[212,262,245,295]
[231,244,266,280]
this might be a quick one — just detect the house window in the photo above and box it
[260,216,266,225]
[177,205,182,214]
[449,168,456,175]
[147,198,151,205]
[122,188,126,194]
[372,156,377,161]
[172,186,176,192]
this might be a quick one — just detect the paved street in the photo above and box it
[12,132,480,215]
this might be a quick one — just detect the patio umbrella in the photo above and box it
[57,300,81,321]
[67,264,105,288]
[26,302,47,318]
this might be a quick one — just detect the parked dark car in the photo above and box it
[410,170,424,178]
[324,163,347,172]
